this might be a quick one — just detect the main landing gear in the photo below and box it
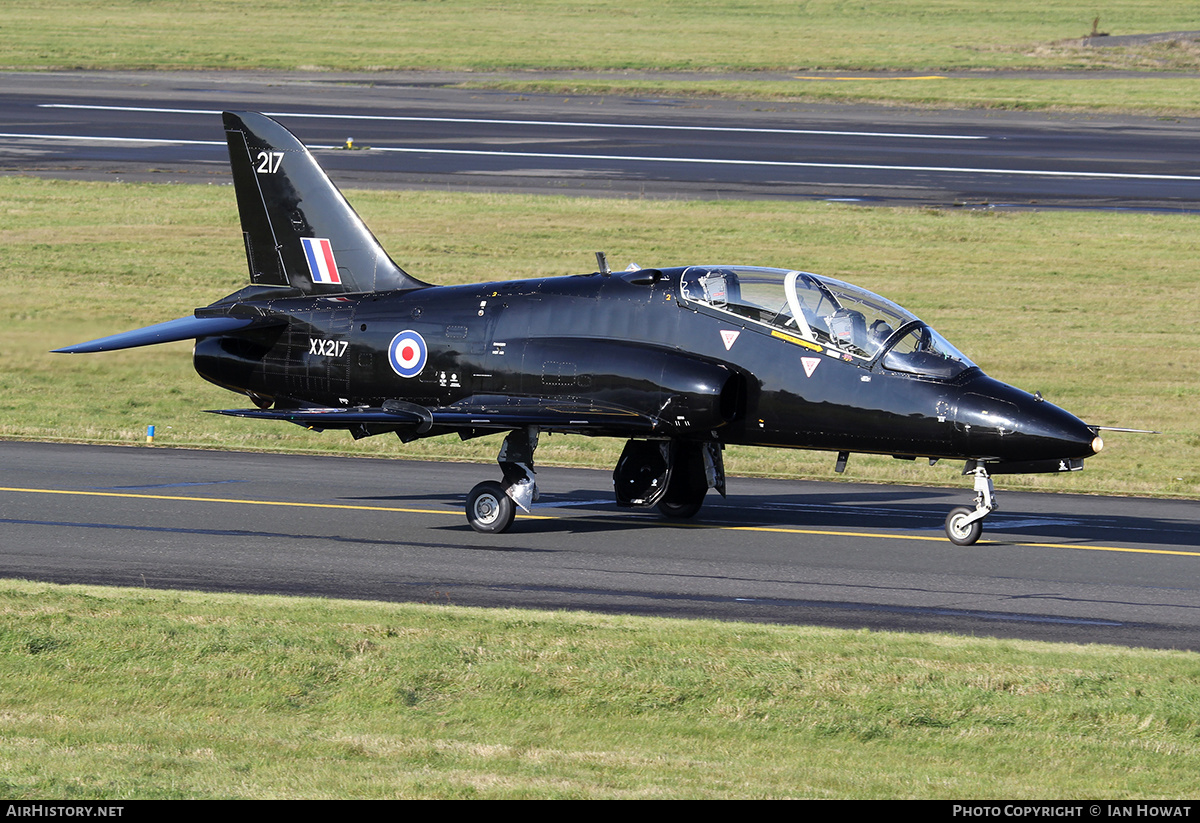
[465,481,516,534]
[613,439,725,519]
[944,461,996,546]
[464,431,725,534]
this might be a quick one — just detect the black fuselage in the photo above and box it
[193,266,1096,467]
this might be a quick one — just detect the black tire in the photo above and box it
[656,497,704,519]
[945,506,983,546]
[655,442,709,520]
[656,487,706,519]
[466,481,516,534]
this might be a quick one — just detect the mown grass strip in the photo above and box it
[5,1,1200,114]
[466,74,1200,118]
[3,1,1196,72]
[2,579,1200,798]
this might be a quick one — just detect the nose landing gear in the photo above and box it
[945,462,995,546]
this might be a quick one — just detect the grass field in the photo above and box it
[3,175,1197,498]
[3,580,1200,799]
[5,1,1200,114]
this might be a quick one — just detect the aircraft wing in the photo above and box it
[209,396,661,435]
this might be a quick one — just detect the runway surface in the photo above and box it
[3,441,1198,650]
[2,70,1199,209]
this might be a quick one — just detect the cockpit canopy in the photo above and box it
[679,266,976,380]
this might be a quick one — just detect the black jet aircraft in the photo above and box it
[57,111,1107,545]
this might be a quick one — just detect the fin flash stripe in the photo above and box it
[301,237,342,284]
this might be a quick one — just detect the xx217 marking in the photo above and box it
[309,338,347,357]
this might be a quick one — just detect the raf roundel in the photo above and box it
[388,330,427,378]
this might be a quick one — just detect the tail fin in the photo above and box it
[223,111,429,295]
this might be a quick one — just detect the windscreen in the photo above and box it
[879,323,976,379]
[679,265,976,379]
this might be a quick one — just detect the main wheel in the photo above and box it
[945,506,983,546]
[655,444,709,520]
[656,491,706,520]
[467,481,516,534]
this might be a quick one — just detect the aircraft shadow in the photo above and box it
[347,487,1200,549]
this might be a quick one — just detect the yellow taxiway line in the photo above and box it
[0,485,553,520]
[2,485,1197,558]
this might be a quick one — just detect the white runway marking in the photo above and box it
[11,119,1200,183]
[15,104,1200,183]
[40,103,987,141]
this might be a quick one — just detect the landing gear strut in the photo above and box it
[944,461,995,546]
[465,427,538,534]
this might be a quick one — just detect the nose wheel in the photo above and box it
[945,506,984,546]
[944,462,995,546]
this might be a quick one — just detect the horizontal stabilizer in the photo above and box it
[54,315,258,354]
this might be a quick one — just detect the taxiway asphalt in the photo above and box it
[3,441,1198,649]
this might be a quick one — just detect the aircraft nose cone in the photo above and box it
[956,375,1097,461]
[1019,398,1099,457]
